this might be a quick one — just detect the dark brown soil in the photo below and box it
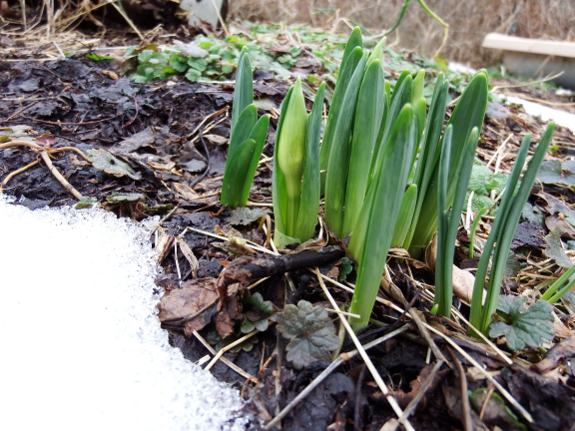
[2,55,575,431]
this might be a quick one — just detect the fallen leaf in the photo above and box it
[87,149,142,180]
[106,192,145,204]
[115,127,156,153]
[153,227,174,264]
[470,388,526,430]
[510,221,546,251]
[388,362,450,410]
[173,182,201,200]
[157,278,221,331]
[442,385,490,431]
[204,134,228,145]
[545,215,575,240]
[181,159,206,173]
[537,159,575,187]
[545,228,573,268]
[227,207,269,226]
[176,237,199,278]
[531,335,575,374]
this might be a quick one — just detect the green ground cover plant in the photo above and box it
[124,22,473,95]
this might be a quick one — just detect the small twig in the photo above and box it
[1,140,92,200]
[354,364,367,429]
[264,323,411,430]
[1,101,39,122]
[191,330,258,384]
[446,347,472,431]
[383,359,445,431]
[425,323,534,423]
[313,267,417,431]
[190,127,211,187]
[1,143,90,162]
[153,205,179,230]
[39,150,83,199]
[221,245,345,287]
[1,159,39,189]
[0,139,44,151]
[204,330,259,371]
[121,96,139,129]
[186,107,229,140]
[49,146,91,162]
[22,114,122,125]
[478,385,495,420]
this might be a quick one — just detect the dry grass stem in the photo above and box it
[314,267,417,431]
[425,323,534,423]
[204,329,259,371]
[264,323,411,430]
[181,226,278,255]
[446,347,472,431]
[192,330,259,383]
[382,359,445,431]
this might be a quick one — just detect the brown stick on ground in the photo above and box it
[221,245,345,286]
[40,150,83,200]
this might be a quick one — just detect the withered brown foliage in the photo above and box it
[229,0,575,66]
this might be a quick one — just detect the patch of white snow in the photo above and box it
[0,196,246,431]
[502,95,575,134]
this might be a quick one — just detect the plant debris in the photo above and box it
[2,18,575,431]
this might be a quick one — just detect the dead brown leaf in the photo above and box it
[158,278,221,330]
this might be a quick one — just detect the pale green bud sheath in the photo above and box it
[277,77,308,236]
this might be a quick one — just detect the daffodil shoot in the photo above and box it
[273,78,325,248]
[221,48,269,208]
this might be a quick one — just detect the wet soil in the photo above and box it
[2,56,575,431]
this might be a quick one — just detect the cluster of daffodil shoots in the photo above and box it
[316,28,490,330]
[229,29,556,335]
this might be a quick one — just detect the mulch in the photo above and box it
[2,27,575,431]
